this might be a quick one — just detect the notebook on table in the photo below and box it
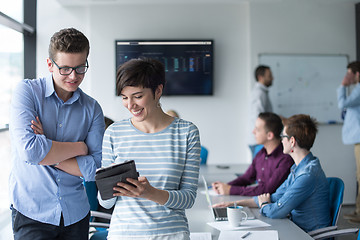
[201,175,255,221]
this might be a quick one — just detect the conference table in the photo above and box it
[186,164,313,240]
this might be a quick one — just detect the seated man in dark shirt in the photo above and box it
[212,112,293,196]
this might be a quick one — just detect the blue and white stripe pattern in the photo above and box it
[98,118,201,238]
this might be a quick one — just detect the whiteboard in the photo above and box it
[259,54,348,123]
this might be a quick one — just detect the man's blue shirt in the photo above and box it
[337,84,360,145]
[254,153,331,232]
[9,75,105,226]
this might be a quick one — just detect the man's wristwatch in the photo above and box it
[261,201,269,207]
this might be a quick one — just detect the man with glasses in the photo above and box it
[9,28,105,240]
[212,112,293,196]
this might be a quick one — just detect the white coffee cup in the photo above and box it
[227,206,248,227]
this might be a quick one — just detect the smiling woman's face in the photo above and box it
[120,86,159,123]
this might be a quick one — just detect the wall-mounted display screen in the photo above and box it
[115,40,214,96]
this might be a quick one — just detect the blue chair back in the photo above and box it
[90,231,108,240]
[84,180,109,240]
[327,177,344,227]
[200,146,208,165]
[84,181,99,211]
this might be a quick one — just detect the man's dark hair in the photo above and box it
[347,61,360,75]
[258,112,283,139]
[116,58,166,97]
[104,116,114,129]
[49,28,90,61]
[254,65,270,81]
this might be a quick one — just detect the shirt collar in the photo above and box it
[263,142,283,157]
[45,74,55,98]
[291,152,314,172]
[255,82,269,92]
[45,74,81,104]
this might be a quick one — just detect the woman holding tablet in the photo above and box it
[98,58,201,240]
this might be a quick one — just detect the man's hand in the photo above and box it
[78,142,88,156]
[212,201,235,208]
[342,72,356,86]
[213,198,258,208]
[212,181,231,195]
[31,116,44,135]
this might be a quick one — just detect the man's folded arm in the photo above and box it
[38,141,88,177]
[39,141,88,166]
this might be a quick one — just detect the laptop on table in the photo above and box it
[201,175,255,221]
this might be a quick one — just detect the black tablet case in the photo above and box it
[95,160,139,200]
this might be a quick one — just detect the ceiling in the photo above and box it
[56,0,360,6]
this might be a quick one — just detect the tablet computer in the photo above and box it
[95,160,139,200]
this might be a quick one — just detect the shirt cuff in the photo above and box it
[77,155,96,181]
[253,196,260,207]
[97,191,117,209]
[164,190,175,208]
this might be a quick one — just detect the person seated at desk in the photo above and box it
[214,114,331,232]
[212,112,293,196]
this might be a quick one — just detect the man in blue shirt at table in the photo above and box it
[214,114,331,233]
[9,28,105,240]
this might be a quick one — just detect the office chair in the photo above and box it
[200,146,208,165]
[252,144,263,159]
[310,228,359,240]
[89,210,111,240]
[84,181,99,212]
[90,230,109,240]
[84,181,111,240]
[308,177,345,239]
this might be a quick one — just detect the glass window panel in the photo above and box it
[0,25,23,213]
[0,1,25,232]
[0,0,23,23]
[0,25,23,128]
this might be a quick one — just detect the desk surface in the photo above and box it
[186,165,313,240]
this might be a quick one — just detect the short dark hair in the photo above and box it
[283,114,318,151]
[258,112,283,139]
[347,61,360,75]
[116,58,166,97]
[49,28,90,61]
[104,116,114,129]
[254,65,270,81]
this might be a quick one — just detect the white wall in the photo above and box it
[89,4,251,167]
[38,0,357,203]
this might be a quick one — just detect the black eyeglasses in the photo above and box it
[280,133,291,139]
[51,58,89,75]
